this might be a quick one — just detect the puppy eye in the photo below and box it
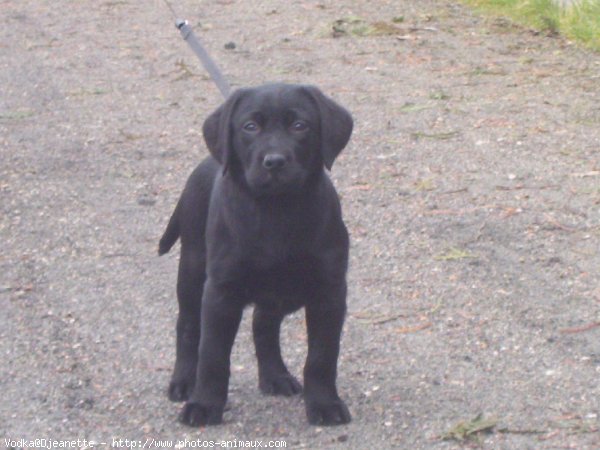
[243,121,260,133]
[290,120,308,132]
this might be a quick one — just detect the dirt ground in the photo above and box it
[1,0,599,448]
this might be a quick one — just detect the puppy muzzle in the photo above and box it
[262,153,287,171]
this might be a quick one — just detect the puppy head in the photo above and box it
[203,83,353,196]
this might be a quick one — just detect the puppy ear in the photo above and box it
[202,89,246,172]
[302,86,353,170]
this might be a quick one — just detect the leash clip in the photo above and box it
[175,19,191,40]
[175,19,187,30]
[164,1,231,98]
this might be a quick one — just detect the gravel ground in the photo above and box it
[1,1,599,449]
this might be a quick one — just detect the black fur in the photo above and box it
[159,83,353,426]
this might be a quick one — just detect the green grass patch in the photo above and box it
[331,16,405,37]
[0,109,34,121]
[461,0,600,50]
[399,102,433,113]
[435,247,477,260]
[411,130,460,140]
[443,413,498,443]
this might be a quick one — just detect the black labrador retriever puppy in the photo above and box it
[158,83,353,427]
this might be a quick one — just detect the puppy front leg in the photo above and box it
[303,284,351,426]
[179,280,243,426]
[253,307,302,396]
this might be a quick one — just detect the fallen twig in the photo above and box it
[570,170,600,178]
[422,204,502,216]
[560,322,600,334]
[409,26,439,32]
[497,427,547,435]
[440,188,468,195]
[544,216,579,232]
[352,312,407,325]
[396,322,432,334]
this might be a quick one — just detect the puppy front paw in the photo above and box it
[168,362,197,402]
[306,399,351,426]
[179,401,224,427]
[168,379,194,402]
[259,372,302,396]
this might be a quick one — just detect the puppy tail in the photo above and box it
[158,205,180,256]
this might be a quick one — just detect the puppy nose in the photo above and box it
[262,153,286,171]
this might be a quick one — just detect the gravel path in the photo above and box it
[1,1,599,448]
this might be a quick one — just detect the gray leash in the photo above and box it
[163,0,231,98]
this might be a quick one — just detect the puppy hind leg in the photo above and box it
[168,249,206,402]
[252,307,302,396]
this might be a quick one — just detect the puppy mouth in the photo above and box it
[251,171,302,195]
[258,174,287,191]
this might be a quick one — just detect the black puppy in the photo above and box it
[158,83,353,427]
